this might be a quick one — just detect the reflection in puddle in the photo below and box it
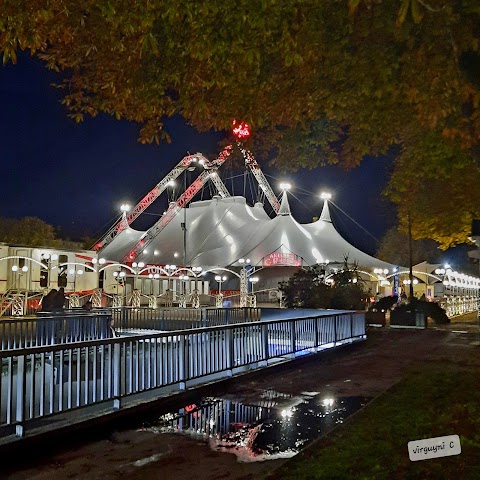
[146,391,370,462]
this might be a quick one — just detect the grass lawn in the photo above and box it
[268,357,480,480]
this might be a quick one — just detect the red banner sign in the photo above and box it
[263,252,302,267]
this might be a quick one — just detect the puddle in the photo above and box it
[144,390,370,462]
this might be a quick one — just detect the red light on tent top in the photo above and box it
[232,120,251,139]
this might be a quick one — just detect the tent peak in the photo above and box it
[278,191,291,216]
[319,199,331,222]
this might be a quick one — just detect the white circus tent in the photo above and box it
[101,191,394,272]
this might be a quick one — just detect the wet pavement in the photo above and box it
[145,391,370,462]
[4,326,475,480]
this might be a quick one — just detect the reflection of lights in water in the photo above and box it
[148,395,369,463]
[281,408,293,418]
[322,398,334,407]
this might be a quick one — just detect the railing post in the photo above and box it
[225,327,234,375]
[350,313,354,339]
[290,320,296,356]
[15,355,26,437]
[262,323,269,363]
[334,315,337,345]
[112,342,122,410]
[314,316,319,349]
[178,335,186,390]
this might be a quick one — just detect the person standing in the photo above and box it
[53,287,66,311]
[41,289,57,311]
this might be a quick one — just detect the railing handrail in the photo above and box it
[0,311,364,359]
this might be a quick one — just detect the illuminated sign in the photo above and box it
[263,252,302,267]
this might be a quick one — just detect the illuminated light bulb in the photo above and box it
[51,254,58,261]
[69,269,75,275]
[22,266,28,272]
[138,262,145,268]
[11,265,18,272]
[320,192,332,200]
[149,274,153,279]
[132,262,138,268]
[99,258,106,265]
[232,120,251,139]
[77,270,83,275]
[119,271,126,277]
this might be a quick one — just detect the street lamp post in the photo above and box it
[11,265,29,315]
[179,274,189,308]
[249,276,259,294]
[191,266,202,308]
[112,271,126,306]
[215,275,227,308]
[215,275,227,295]
[248,276,259,307]
[165,264,176,306]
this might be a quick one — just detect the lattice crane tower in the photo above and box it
[233,120,281,214]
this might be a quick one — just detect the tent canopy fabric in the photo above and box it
[101,193,395,271]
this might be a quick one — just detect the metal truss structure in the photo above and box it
[231,121,281,214]
[99,121,280,263]
[239,267,248,308]
[237,143,281,214]
[123,146,233,263]
[95,153,230,253]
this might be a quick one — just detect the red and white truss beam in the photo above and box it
[122,145,233,263]
[95,152,230,252]
[232,121,281,214]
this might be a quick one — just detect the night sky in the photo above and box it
[1,52,395,255]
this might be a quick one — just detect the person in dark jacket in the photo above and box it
[82,300,93,311]
[41,289,57,311]
[52,287,66,311]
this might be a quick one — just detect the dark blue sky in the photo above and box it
[1,53,395,254]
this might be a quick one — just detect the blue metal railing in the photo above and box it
[0,311,114,350]
[0,311,365,438]
[112,306,261,332]
[0,308,261,350]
